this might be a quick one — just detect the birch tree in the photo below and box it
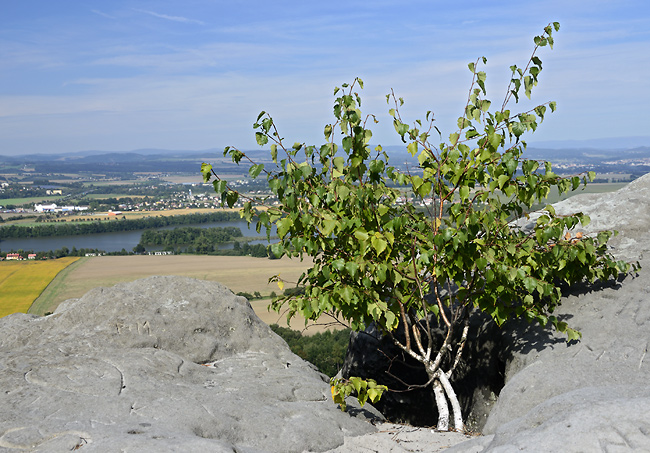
[202,22,635,431]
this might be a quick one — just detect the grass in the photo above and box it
[28,257,87,315]
[0,196,61,206]
[0,257,79,318]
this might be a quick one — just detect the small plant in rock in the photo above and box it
[202,22,637,431]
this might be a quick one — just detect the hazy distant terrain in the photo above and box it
[2,137,650,178]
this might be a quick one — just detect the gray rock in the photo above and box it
[447,173,650,452]
[0,276,378,452]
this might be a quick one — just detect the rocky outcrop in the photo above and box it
[447,174,650,452]
[0,276,379,452]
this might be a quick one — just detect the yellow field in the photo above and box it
[0,257,79,318]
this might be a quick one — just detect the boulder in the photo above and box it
[0,276,379,452]
[447,173,650,451]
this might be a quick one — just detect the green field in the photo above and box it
[79,193,145,200]
[0,257,79,317]
[0,196,61,207]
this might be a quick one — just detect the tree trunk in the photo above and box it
[427,367,464,431]
[438,370,464,431]
[432,379,449,430]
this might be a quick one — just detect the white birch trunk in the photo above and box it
[438,371,464,431]
[432,379,449,431]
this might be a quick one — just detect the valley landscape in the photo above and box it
[0,145,647,325]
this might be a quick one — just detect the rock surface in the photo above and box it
[447,174,650,452]
[0,276,380,452]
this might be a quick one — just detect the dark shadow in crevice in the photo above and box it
[340,271,636,432]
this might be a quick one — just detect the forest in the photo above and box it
[138,226,242,253]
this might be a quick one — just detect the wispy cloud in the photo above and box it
[133,9,205,26]
[91,9,116,20]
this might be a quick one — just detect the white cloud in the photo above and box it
[91,9,116,20]
[133,9,205,26]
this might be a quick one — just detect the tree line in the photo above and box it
[137,226,242,254]
[136,227,272,258]
[1,247,135,260]
[0,211,240,239]
[139,226,243,247]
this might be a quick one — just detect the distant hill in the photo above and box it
[524,146,650,162]
[2,137,650,175]
[529,136,650,150]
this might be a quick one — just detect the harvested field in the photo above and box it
[0,257,79,318]
[32,255,340,333]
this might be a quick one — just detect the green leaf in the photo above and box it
[200,163,213,182]
[340,286,354,304]
[384,310,397,330]
[324,124,333,140]
[322,218,338,236]
[276,217,293,238]
[354,229,369,242]
[270,242,284,258]
[345,261,359,278]
[332,157,345,178]
[522,277,537,293]
[512,121,526,137]
[212,179,227,194]
[225,191,238,208]
[255,132,268,146]
[498,174,510,189]
[371,233,388,256]
[367,388,382,403]
[459,185,470,200]
[249,163,264,178]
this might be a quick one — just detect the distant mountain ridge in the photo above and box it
[528,136,650,150]
[1,136,649,160]
[2,136,649,172]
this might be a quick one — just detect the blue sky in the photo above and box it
[1,0,649,155]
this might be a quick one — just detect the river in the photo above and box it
[0,220,276,253]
